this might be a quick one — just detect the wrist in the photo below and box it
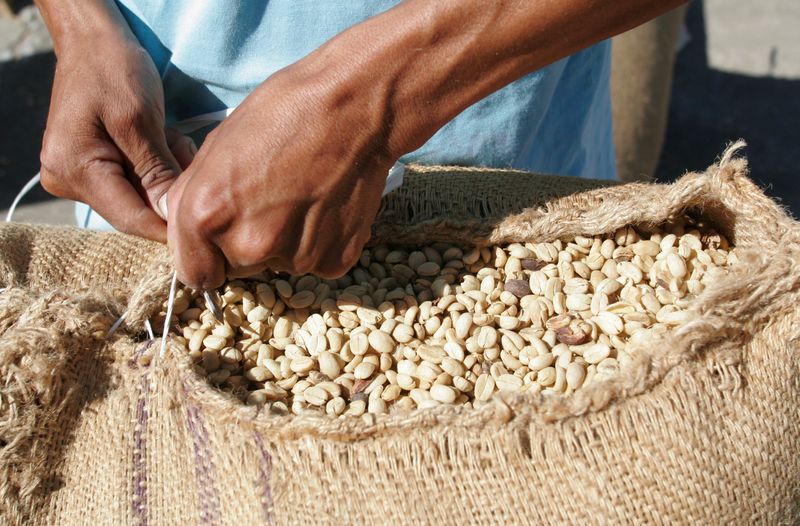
[35,0,137,57]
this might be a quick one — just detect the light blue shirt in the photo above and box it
[78,1,616,228]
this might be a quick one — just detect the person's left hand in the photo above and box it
[166,65,395,289]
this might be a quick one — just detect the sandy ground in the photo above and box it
[1,0,798,224]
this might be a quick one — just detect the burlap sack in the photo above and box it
[1,146,798,525]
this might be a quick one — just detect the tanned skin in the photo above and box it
[35,0,685,288]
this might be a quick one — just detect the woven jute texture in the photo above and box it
[0,146,798,525]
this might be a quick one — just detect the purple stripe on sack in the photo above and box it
[186,402,221,525]
[253,432,276,525]
[129,339,155,369]
[132,374,150,526]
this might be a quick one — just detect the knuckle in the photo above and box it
[39,131,66,175]
[108,101,143,131]
[342,239,365,269]
[313,267,340,281]
[181,185,230,241]
[39,145,57,173]
[314,246,360,280]
[136,153,176,191]
[314,261,349,280]
[185,200,221,239]
[39,144,72,197]
[305,225,369,279]
[344,227,370,267]
[291,258,315,277]
[226,251,261,272]
[38,168,64,196]
[227,232,278,271]
[106,95,159,134]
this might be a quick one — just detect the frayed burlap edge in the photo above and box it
[0,288,115,524]
[2,144,797,443]
[1,144,798,523]
[124,142,800,441]
[0,222,171,331]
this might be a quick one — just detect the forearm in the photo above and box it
[34,0,136,55]
[297,0,687,159]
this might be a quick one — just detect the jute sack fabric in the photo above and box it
[0,146,798,525]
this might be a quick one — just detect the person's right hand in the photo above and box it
[39,33,194,242]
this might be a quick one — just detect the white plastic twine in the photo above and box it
[2,174,41,296]
[144,319,155,341]
[5,173,41,223]
[106,312,128,338]
[7,106,406,361]
[158,271,178,360]
[171,107,236,135]
[82,206,93,229]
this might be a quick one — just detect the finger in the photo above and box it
[166,177,227,289]
[108,114,183,221]
[225,258,287,280]
[40,165,83,202]
[82,159,168,242]
[165,127,197,171]
[312,226,370,279]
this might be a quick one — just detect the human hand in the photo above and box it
[163,0,688,288]
[166,66,394,289]
[39,33,195,242]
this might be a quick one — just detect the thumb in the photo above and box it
[110,114,183,221]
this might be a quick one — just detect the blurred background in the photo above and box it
[1,0,798,223]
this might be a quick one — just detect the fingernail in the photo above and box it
[157,194,169,221]
[189,138,198,155]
